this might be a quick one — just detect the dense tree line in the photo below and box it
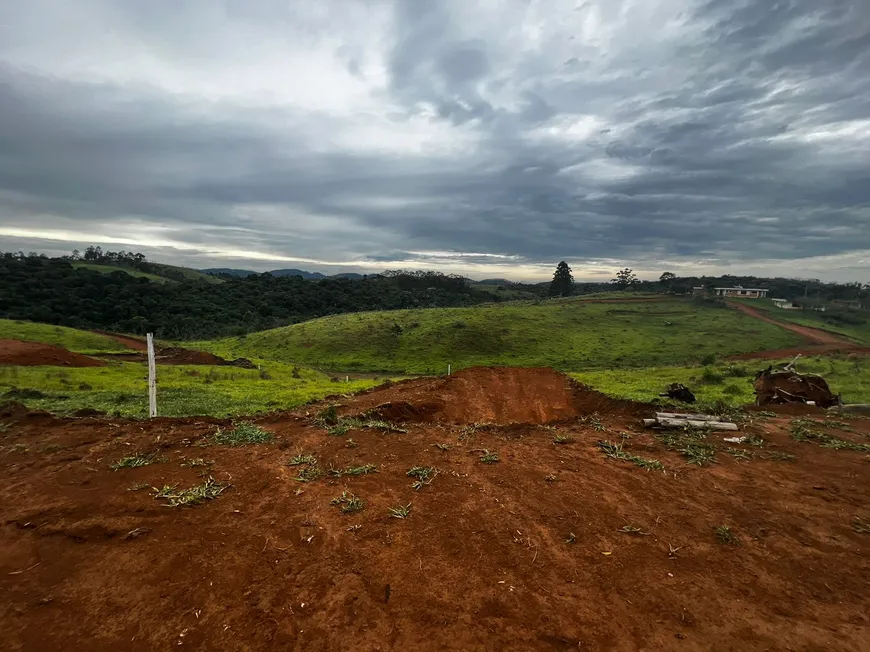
[0,252,493,339]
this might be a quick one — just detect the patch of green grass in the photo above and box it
[0,319,128,354]
[213,421,273,446]
[109,452,165,470]
[151,476,228,507]
[733,298,870,345]
[324,416,407,436]
[407,465,437,490]
[288,453,317,466]
[331,491,364,513]
[478,449,500,464]
[653,429,717,466]
[789,418,870,452]
[726,447,754,461]
[596,440,665,471]
[764,451,796,462]
[193,298,802,374]
[388,503,412,519]
[294,465,323,482]
[70,262,176,284]
[553,434,575,444]
[339,463,378,477]
[714,525,740,546]
[0,361,382,418]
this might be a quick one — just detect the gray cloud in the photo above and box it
[1,0,869,281]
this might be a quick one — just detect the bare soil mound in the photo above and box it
[95,348,256,367]
[349,366,648,425]
[0,339,106,367]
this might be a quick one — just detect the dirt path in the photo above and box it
[727,302,870,360]
[1,370,869,651]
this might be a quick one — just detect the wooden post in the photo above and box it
[146,333,157,418]
[448,364,451,376]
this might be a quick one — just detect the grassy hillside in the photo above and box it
[0,361,380,418]
[194,298,803,374]
[0,319,128,353]
[71,262,222,285]
[71,262,175,283]
[733,299,870,344]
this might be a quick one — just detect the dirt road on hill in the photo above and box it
[92,330,147,351]
[2,367,869,651]
[727,302,870,360]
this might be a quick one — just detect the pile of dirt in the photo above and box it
[0,339,106,367]
[94,348,254,367]
[348,366,648,425]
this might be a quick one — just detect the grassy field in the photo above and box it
[193,298,803,374]
[573,355,870,406]
[0,361,380,418]
[731,298,870,344]
[0,319,129,354]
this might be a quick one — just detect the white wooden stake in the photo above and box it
[146,333,157,418]
[448,364,451,376]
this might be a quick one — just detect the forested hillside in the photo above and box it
[0,252,492,339]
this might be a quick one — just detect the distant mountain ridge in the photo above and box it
[201,268,367,280]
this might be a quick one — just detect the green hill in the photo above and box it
[0,319,129,353]
[194,297,803,374]
[71,262,222,284]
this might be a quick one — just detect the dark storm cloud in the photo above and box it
[0,0,869,280]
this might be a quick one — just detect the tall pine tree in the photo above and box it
[549,261,574,297]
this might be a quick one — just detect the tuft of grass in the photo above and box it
[744,435,765,447]
[618,524,650,536]
[346,438,358,448]
[433,442,452,451]
[407,465,437,490]
[545,474,557,483]
[341,463,378,476]
[213,422,273,446]
[326,417,407,436]
[316,404,339,426]
[288,452,317,467]
[109,452,165,470]
[764,451,796,462]
[653,429,717,466]
[478,449,500,464]
[553,434,575,444]
[331,491,364,513]
[389,503,412,519]
[596,440,664,471]
[714,525,740,546]
[852,517,870,534]
[151,476,228,507]
[726,447,754,461]
[565,532,577,544]
[127,482,150,491]
[295,465,323,482]
[180,458,214,468]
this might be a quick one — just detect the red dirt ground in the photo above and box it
[2,367,869,651]
[0,340,106,367]
[96,347,251,367]
[728,303,870,360]
[93,331,147,351]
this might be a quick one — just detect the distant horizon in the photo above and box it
[3,242,858,286]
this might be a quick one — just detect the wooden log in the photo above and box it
[645,417,738,431]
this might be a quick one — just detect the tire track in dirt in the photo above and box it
[727,302,870,360]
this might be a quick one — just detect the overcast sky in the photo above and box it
[1,0,869,282]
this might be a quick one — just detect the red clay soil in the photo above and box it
[1,367,869,651]
[728,302,870,360]
[96,347,246,366]
[92,330,147,352]
[0,340,106,367]
[350,367,646,425]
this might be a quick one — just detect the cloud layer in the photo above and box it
[1,0,869,280]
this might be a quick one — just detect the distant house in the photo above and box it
[691,286,706,296]
[771,298,799,309]
[714,286,768,299]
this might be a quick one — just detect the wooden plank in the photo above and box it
[146,333,157,418]
[653,417,738,431]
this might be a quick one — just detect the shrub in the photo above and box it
[701,367,725,384]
